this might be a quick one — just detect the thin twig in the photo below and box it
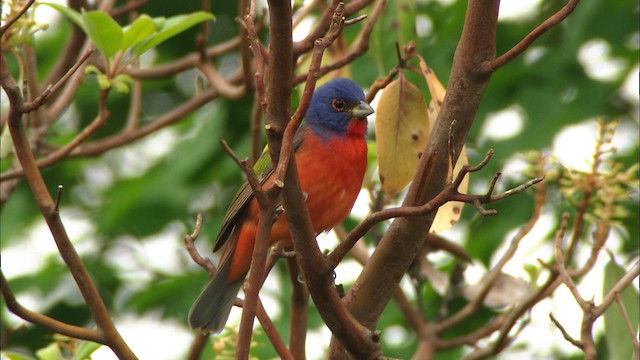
[239,0,255,93]
[1,86,111,182]
[256,297,295,360]
[24,48,95,113]
[249,95,263,164]
[0,0,36,37]
[555,213,591,311]
[365,66,399,103]
[0,271,105,344]
[292,0,385,85]
[236,201,276,359]
[54,185,63,213]
[553,212,599,359]
[125,38,241,79]
[197,62,245,98]
[596,261,640,316]
[286,256,309,360]
[110,0,150,18]
[185,332,209,360]
[327,150,543,269]
[219,139,267,206]
[68,79,229,157]
[436,160,546,332]
[549,313,582,348]
[480,0,581,72]
[183,213,216,276]
[292,0,375,56]
[238,0,267,110]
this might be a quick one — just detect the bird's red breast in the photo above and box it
[225,118,368,282]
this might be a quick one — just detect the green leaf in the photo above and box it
[369,0,416,75]
[121,14,157,51]
[375,73,430,195]
[112,73,133,93]
[35,343,62,360]
[603,259,639,360]
[132,11,214,56]
[83,64,102,76]
[72,341,102,360]
[41,2,84,30]
[150,16,166,30]
[81,10,123,58]
[1,351,37,360]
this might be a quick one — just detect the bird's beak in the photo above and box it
[350,101,374,118]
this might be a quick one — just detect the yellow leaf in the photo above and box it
[375,74,430,195]
[431,145,469,232]
[418,57,469,233]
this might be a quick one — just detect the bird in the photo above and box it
[188,78,374,333]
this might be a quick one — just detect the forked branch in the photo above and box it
[326,149,544,269]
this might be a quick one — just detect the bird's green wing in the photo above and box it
[212,126,310,252]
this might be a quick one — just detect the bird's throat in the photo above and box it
[347,118,368,137]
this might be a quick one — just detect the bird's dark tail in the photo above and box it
[188,253,245,333]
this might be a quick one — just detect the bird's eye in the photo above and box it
[331,98,346,112]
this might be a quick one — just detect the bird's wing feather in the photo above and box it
[212,125,310,252]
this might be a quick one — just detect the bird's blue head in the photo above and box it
[305,78,374,137]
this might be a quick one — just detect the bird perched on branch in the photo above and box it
[188,78,374,333]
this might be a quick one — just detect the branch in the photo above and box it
[249,95,263,163]
[480,0,581,73]
[262,0,383,358]
[219,139,268,206]
[365,66,399,104]
[222,141,278,359]
[183,213,216,276]
[182,212,292,360]
[555,213,591,310]
[239,0,256,93]
[549,313,583,349]
[46,42,94,120]
[186,332,209,360]
[333,4,502,350]
[553,212,601,359]
[1,75,110,182]
[292,0,384,85]
[326,149,543,270]
[286,256,309,360]
[68,81,227,157]
[42,0,87,91]
[110,0,150,18]
[238,1,268,110]
[0,271,104,344]
[218,136,281,360]
[197,61,245,99]
[124,38,241,79]
[25,48,95,113]
[435,162,546,333]
[596,261,640,317]
[292,0,375,56]
[1,52,137,360]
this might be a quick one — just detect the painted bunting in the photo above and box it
[188,78,374,333]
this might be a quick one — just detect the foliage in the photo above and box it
[1,0,638,359]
